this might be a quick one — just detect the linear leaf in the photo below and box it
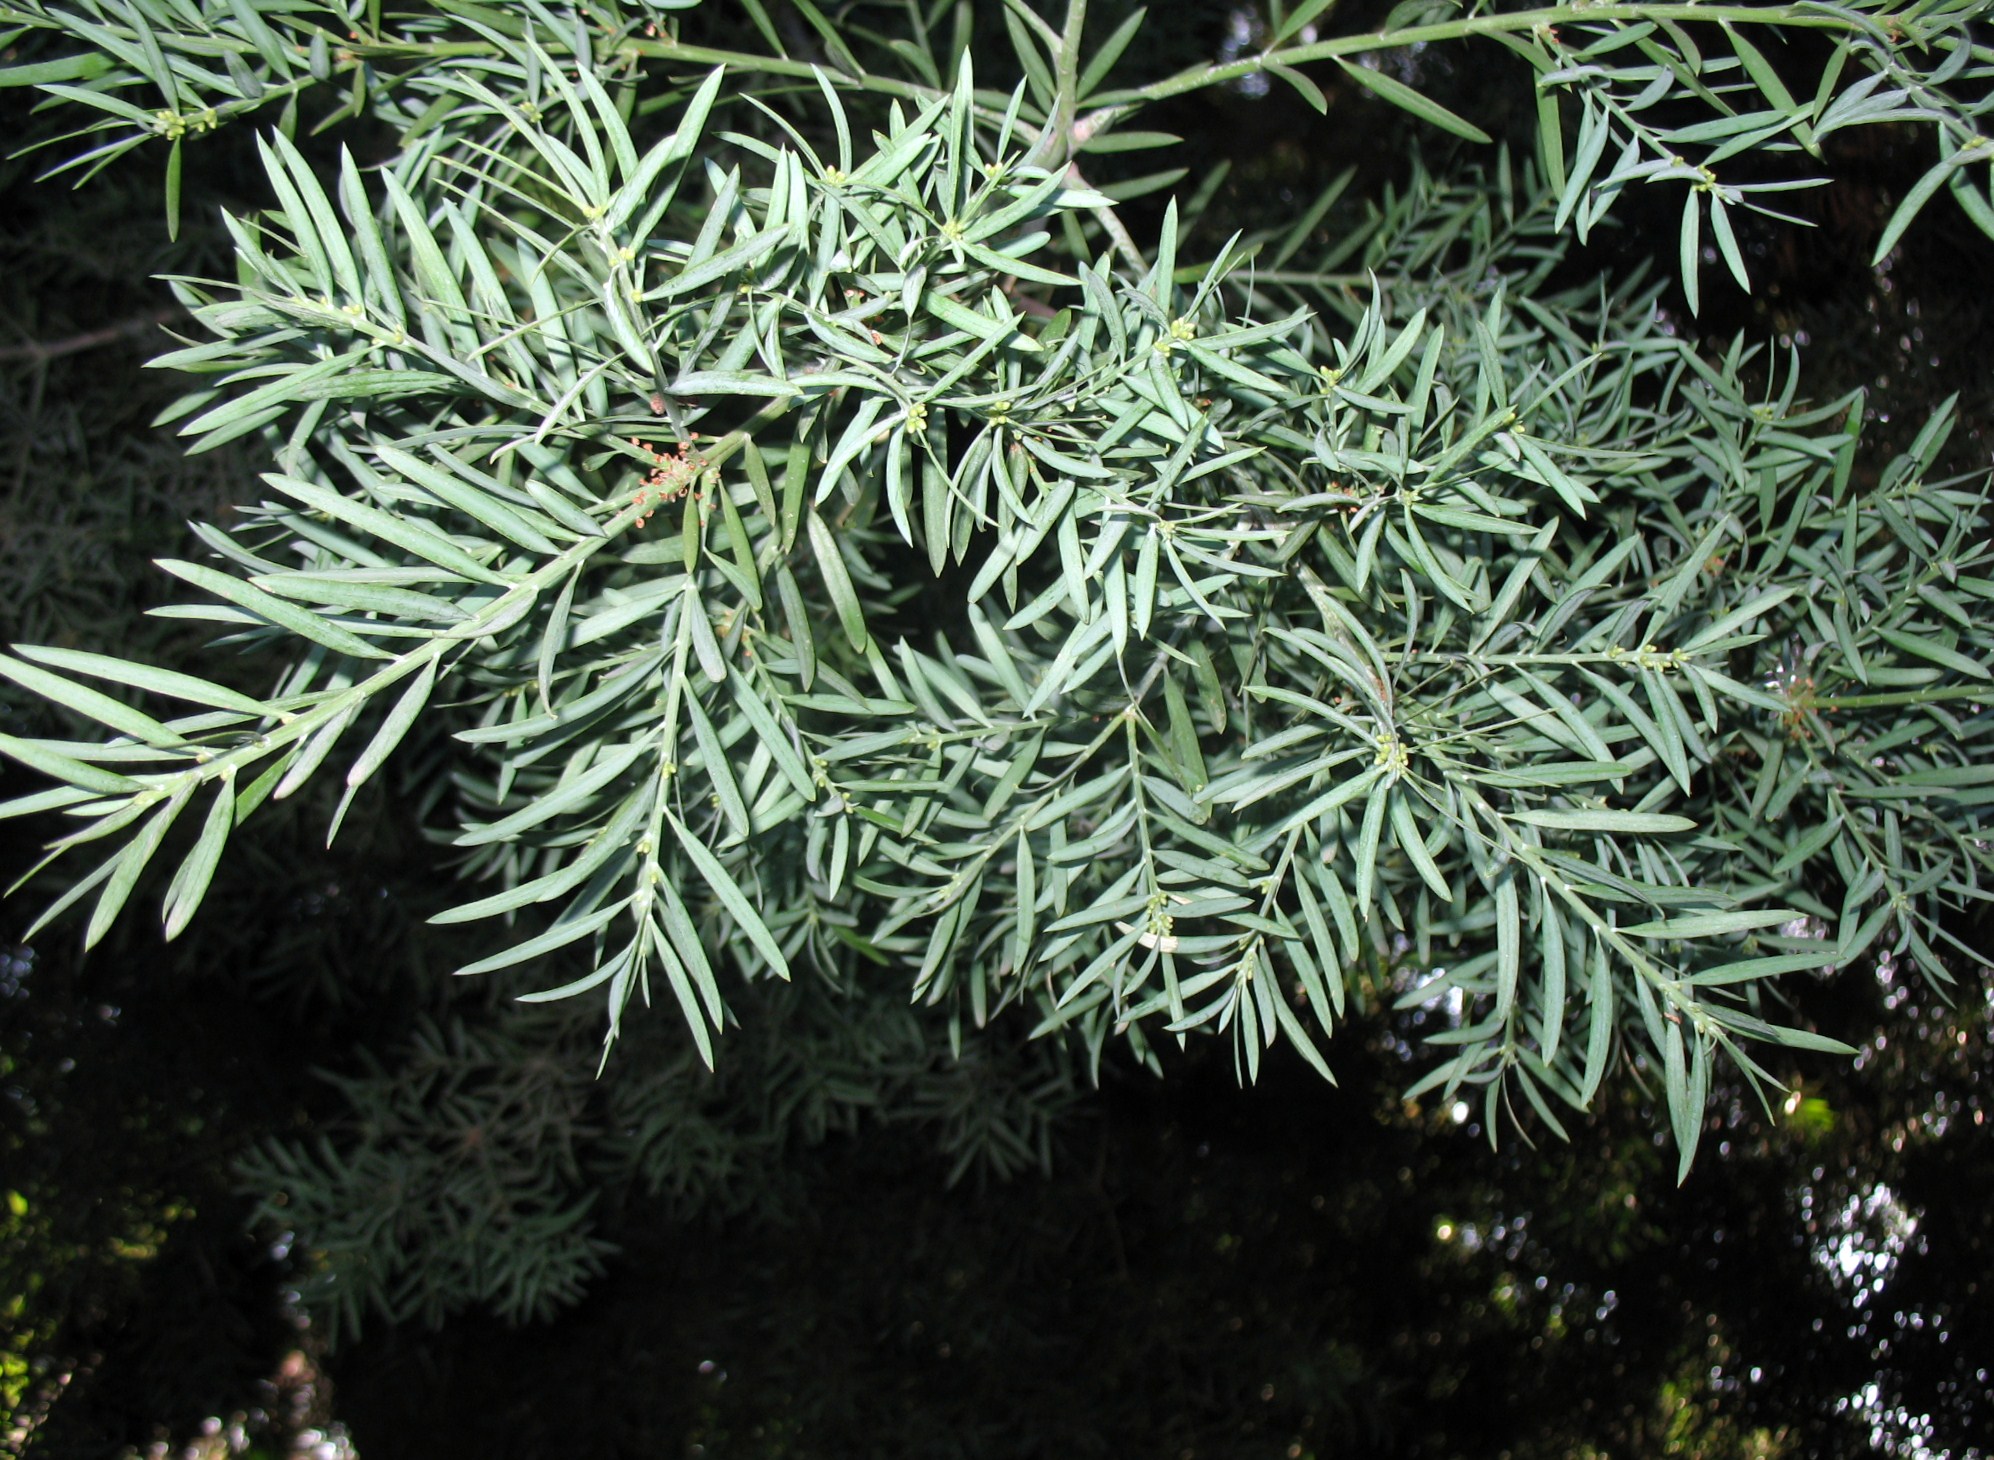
[668,809,790,977]
[345,658,437,792]
[86,783,192,949]
[0,654,188,748]
[156,561,391,660]
[1336,58,1492,143]
[1510,808,1698,834]
[0,734,143,794]
[162,773,235,941]
[454,901,628,977]
[1619,909,1797,939]
[807,508,871,652]
[11,647,270,716]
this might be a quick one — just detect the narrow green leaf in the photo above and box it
[1013,828,1036,972]
[1494,874,1521,1022]
[685,690,751,841]
[607,67,726,235]
[1267,60,1327,113]
[1511,807,1697,834]
[262,474,510,584]
[0,733,142,794]
[339,145,405,329]
[1873,150,1967,264]
[1620,908,1797,939]
[1708,194,1750,292]
[1391,792,1452,903]
[374,446,565,557]
[275,702,357,801]
[163,773,235,941]
[513,944,629,1006]
[0,654,187,748]
[1579,940,1613,1104]
[1268,974,1337,1082]
[1689,950,1840,986]
[1354,773,1391,911]
[1758,1023,1859,1056]
[1680,190,1702,315]
[1873,624,1988,679]
[807,508,870,652]
[727,666,817,802]
[1335,58,1491,143]
[1663,1018,1692,1152]
[86,783,192,949]
[11,647,269,717]
[455,901,627,977]
[164,138,182,242]
[645,913,717,1067]
[345,658,437,792]
[454,738,650,845]
[432,787,651,924]
[1538,897,1567,1064]
[668,809,790,977]
[159,560,389,660]
[1682,586,1796,650]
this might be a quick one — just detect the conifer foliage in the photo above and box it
[2,0,1992,1239]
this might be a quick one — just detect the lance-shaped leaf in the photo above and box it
[163,772,235,941]
[86,781,193,949]
[667,809,791,979]
[454,901,630,978]
[155,561,390,660]
[1510,807,1698,834]
[11,647,269,717]
[1336,58,1492,144]
[0,654,188,748]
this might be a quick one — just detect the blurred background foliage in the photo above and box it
[1,2,1992,1457]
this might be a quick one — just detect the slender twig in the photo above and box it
[0,309,178,364]
[1068,162,1150,276]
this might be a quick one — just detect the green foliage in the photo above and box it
[0,140,248,653]
[235,976,1080,1345]
[3,0,1992,1228]
[241,1012,617,1338]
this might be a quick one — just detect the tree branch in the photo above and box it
[0,309,178,364]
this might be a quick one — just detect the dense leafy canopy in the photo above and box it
[2,0,1993,1357]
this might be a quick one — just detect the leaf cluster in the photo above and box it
[1,0,1991,1191]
